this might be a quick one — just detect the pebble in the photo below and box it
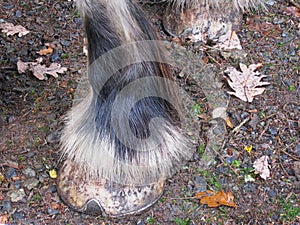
[50,53,60,62]
[15,10,22,17]
[23,178,39,190]
[295,144,300,157]
[47,208,59,215]
[268,189,276,198]
[27,151,35,158]
[193,175,207,192]
[5,168,16,179]
[14,180,21,189]
[23,168,36,178]
[2,3,14,10]
[268,127,277,135]
[34,161,44,171]
[243,183,255,192]
[12,211,26,220]
[136,220,145,225]
[47,185,57,193]
[46,131,59,144]
[8,189,26,202]
[2,201,12,212]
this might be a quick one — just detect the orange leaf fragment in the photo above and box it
[195,190,237,208]
[0,213,8,223]
[226,117,234,128]
[37,47,53,55]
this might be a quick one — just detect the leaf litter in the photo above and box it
[253,155,271,180]
[195,190,237,208]
[224,63,270,102]
[0,22,30,37]
[17,58,67,80]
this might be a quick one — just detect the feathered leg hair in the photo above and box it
[57,0,194,216]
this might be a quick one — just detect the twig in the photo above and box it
[232,117,250,133]
[258,120,270,140]
[289,0,300,9]
[280,148,300,161]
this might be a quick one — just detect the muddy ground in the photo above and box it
[0,0,299,224]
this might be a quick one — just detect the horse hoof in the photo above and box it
[163,4,243,43]
[56,159,165,217]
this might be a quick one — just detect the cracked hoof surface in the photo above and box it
[57,159,164,217]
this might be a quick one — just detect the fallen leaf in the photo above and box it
[37,47,53,55]
[195,190,237,208]
[224,63,270,102]
[244,145,253,154]
[215,30,242,50]
[49,169,57,179]
[0,213,8,223]
[225,117,234,128]
[0,22,30,37]
[17,59,67,80]
[253,155,270,180]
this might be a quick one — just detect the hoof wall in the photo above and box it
[57,159,164,217]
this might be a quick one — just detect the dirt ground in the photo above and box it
[0,0,299,224]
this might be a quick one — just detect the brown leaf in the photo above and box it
[215,30,242,50]
[224,63,270,102]
[225,117,234,128]
[0,214,8,223]
[253,155,270,180]
[0,22,30,37]
[37,47,53,55]
[17,59,67,80]
[195,190,237,208]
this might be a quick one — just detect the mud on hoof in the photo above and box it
[57,159,164,217]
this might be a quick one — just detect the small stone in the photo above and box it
[47,185,57,193]
[50,53,60,62]
[47,208,59,215]
[23,168,36,178]
[268,189,276,198]
[295,144,300,157]
[12,211,26,220]
[193,175,207,192]
[34,161,44,171]
[2,3,14,10]
[61,40,70,46]
[15,10,22,17]
[23,178,39,190]
[46,131,59,144]
[14,180,21,189]
[5,168,16,179]
[7,115,16,123]
[2,201,12,212]
[137,220,145,225]
[27,151,35,158]
[8,189,26,202]
[268,127,277,135]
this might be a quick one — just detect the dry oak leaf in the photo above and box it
[195,190,237,208]
[215,30,242,50]
[17,59,67,80]
[0,213,9,224]
[0,22,30,37]
[224,63,270,102]
[253,155,270,180]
